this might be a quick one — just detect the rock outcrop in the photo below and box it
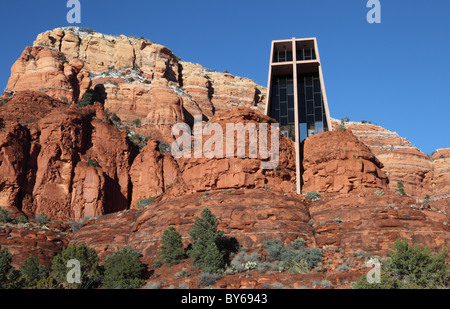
[302,130,389,194]
[5,27,266,139]
[334,120,450,214]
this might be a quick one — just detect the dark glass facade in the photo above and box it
[273,50,293,63]
[270,72,328,142]
[296,48,316,61]
[270,75,296,140]
[298,73,328,142]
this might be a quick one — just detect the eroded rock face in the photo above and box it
[302,130,389,194]
[5,27,266,141]
[0,91,137,221]
[70,189,315,262]
[0,124,30,211]
[309,190,449,256]
[335,121,450,213]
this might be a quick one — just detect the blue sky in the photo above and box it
[0,0,449,154]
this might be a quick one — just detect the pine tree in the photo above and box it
[188,208,226,273]
[0,245,21,289]
[159,227,185,266]
[102,248,146,289]
[20,255,49,288]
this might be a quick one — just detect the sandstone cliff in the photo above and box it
[0,28,448,289]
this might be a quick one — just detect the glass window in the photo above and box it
[315,108,323,121]
[288,95,294,108]
[287,51,293,61]
[314,80,321,92]
[300,123,307,141]
[288,109,294,123]
[306,87,313,100]
[287,83,293,95]
[306,100,314,114]
[315,121,324,134]
[314,94,322,107]
[280,103,287,116]
[271,109,279,120]
[304,49,312,60]
[272,84,278,95]
[280,116,288,126]
[280,90,287,102]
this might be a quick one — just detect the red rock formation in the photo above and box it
[0,123,30,211]
[334,120,450,213]
[302,130,388,194]
[71,189,315,262]
[5,27,266,140]
[0,225,68,268]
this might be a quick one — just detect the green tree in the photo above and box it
[353,238,449,289]
[102,248,146,289]
[159,227,185,266]
[188,208,226,273]
[20,255,49,288]
[386,238,449,288]
[51,243,101,289]
[0,245,21,289]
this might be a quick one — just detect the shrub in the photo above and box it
[69,220,82,233]
[264,239,283,260]
[152,259,162,268]
[177,282,189,289]
[337,263,350,272]
[0,208,12,223]
[198,272,221,287]
[374,189,385,196]
[144,281,162,289]
[17,216,29,224]
[338,119,346,131]
[20,255,49,288]
[188,208,226,273]
[35,213,50,226]
[110,113,121,126]
[292,238,306,250]
[314,279,332,289]
[86,158,99,168]
[175,269,191,279]
[396,182,406,196]
[256,262,272,274]
[264,239,323,272]
[137,197,155,210]
[132,118,141,127]
[158,142,171,154]
[51,243,101,289]
[304,191,321,202]
[159,227,185,266]
[333,217,342,223]
[102,248,146,289]
[76,90,95,108]
[0,98,8,106]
